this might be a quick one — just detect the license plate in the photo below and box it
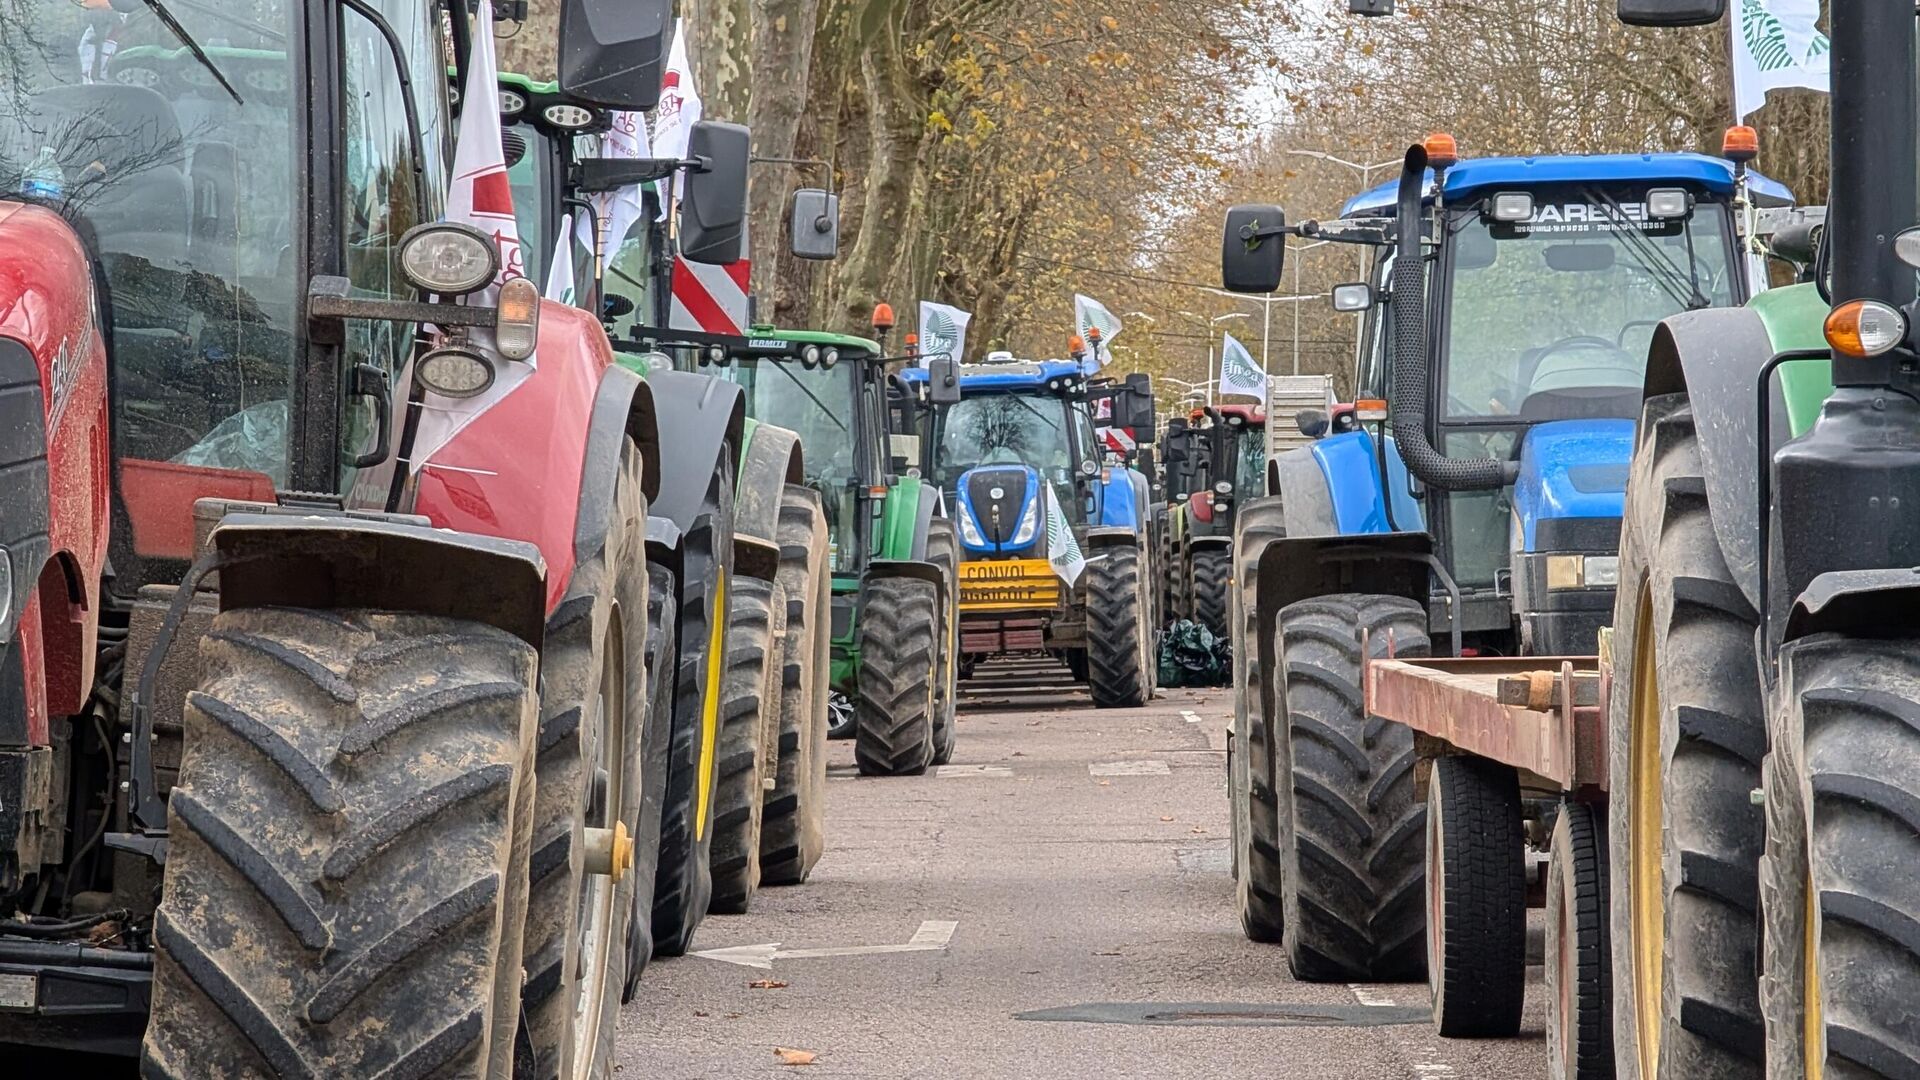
[959,559,1059,611]
[0,972,36,1011]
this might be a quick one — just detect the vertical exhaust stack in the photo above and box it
[1386,143,1517,491]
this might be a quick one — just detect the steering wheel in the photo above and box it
[1615,321,1664,349]
[1541,334,1619,353]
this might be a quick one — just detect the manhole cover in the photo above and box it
[1014,1002,1430,1027]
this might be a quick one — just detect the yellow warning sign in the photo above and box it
[959,559,1060,612]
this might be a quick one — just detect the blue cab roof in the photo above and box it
[1339,153,1793,218]
[897,358,1088,389]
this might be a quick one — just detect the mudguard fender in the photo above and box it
[575,364,661,565]
[862,557,947,622]
[733,421,805,581]
[1188,535,1232,552]
[1084,526,1141,551]
[1254,531,1433,617]
[1785,569,1920,642]
[645,369,746,534]
[1644,307,1779,614]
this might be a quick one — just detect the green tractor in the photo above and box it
[494,76,833,953]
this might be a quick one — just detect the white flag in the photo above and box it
[546,212,577,304]
[1732,0,1829,120]
[410,1,530,472]
[1218,332,1268,401]
[1073,294,1123,369]
[590,110,651,259]
[652,20,703,221]
[1044,486,1086,587]
[917,301,972,367]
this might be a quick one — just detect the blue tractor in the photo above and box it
[1218,139,1790,984]
[897,353,1159,706]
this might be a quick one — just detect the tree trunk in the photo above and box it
[748,0,826,308]
[685,0,753,123]
[834,4,926,330]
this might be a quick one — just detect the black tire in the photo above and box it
[1608,395,1764,1079]
[143,609,537,1078]
[761,487,831,887]
[1272,592,1428,982]
[1548,802,1614,1080]
[707,575,784,914]
[1064,648,1089,683]
[522,440,649,1079]
[1761,636,1920,1079]
[624,562,679,1000]
[853,576,938,776]
[827,691,855,741]
[1231,496,1287,943]
[652,463,736,957]
[1427,755,1526,1039]
[925,520,961,766]
[1087,545,1149,708]
[1191,545,1231,638]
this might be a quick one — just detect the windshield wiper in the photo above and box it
[141,0,244,105]
[764,358,847,435]
[1588,187,1707,310]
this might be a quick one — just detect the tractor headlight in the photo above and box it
[499,88,527,117]
[822,347,840,368]
[1011,494,1040,545]
[1645,188,1690,220]
[1214,481,1233,496]
[801,345,823,369]
[1545,554,1619,590]
[543,104,596,130]
[1490,191,1534,222]
[398,222,498,296]
[416,345,496,399]
[957,507,985,545]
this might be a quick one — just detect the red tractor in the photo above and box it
[0,1,744,1074]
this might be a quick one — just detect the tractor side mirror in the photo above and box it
[1121,374,1156,436]
[557,0,674,109]
[680,122,750,265]
[927,354,962,405]
[789,189,840,261]
[1616,0,1725,25]
[1223,204,1287,294]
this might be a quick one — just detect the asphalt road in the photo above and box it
[612,658,1553,1079]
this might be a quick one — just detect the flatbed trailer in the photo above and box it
[1361,634,1616,1077]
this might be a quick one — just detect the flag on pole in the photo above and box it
[652,21,703,221]
[546,212,577,304]
[1073,294,1123,368]
[1044,486,1086,587]
[1731,0,1829,120]
[410,0,529,472]
[917,301,972,366]
[1218,332,1268,401]
[581,111,651,260]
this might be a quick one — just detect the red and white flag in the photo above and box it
[577,109,651,264]
[410,1,532,471]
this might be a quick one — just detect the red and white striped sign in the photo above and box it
[670,255,751,334]
[1100,426,1137,455]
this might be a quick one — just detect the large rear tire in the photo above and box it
[623,562,679,999]
[1761,636,1920,1080]
[652,464,736,957]
[1230,496,1287,942]
[707,575,785,914]
[1191,545,1231,639]
[761,487,831,886]
[925,521,961,766]
[1087,545,1149,708]
[1272,592,1428,982]
[854,576,938,776]
[144,609,537,1078]
[1608,395,1764,1079]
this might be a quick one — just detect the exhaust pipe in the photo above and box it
[1388,144,1517,492]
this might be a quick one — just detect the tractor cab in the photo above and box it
[1183,404,1267,537]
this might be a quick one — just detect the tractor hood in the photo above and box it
[1512,419,1635,553]
[955,464,1042,554]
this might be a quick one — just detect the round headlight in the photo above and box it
[416,346,496,399]
[706,345,726,366]
[822,347,840,368]
[1080,459,1099,477]
[1214,481,1233,495]
[638,350,673,373]
[398,222,498,296]
[499,88,526,116]
[801,344,822,368]
[543,104,595,130]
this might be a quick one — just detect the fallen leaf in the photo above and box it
[1160,815,1175,822]
[693,1010,710,1018]
[774,1047,818,1066]
[1097,779,1111,787]
[1094,950,1122,956]
[1190,826,1208,834]
[748,979,789,990]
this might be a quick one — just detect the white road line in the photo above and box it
[1088,760,1172,776]
[1180,709,1203,724]
[936,764,1012,778]
[1348,984,1399,1007]
[693,921,959,968]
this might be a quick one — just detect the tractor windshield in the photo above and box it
[1440,189,1736,421]
[1232,424,1264,495]
[933,390,1077,490]
[712,358,863,560]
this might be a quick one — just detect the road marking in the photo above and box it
[1180,709,1202,724]
[1348,985,1398,1007]
[1089,760,1171,776]
[1410,1050,1455,1076]
[1175,846,1230,874]
[936,764,1012,777]
[693,921,958,969]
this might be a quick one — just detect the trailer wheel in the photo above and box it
[1273,592,1429,981]
[1191,546,1231,639]
[522,438,650,1077]
[1759,635,1920,1080]
[1548,802,1613,1080]
[144,609,537,1079]
[653,464,736,956]
[1231,496,1287,943]
[708,575,785,914]
[1087,545,1149,708]
[761,488,831,887]
[925,520,961,766]
[1427,755,1526,1038]
[624,562,679,999]
[854,576,938,776]
[1608,396,1764,1078]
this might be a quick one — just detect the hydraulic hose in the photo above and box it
[1387,144,1518,492]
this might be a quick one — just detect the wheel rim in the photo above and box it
[1426,788,1444,1005]
[1555,861,1574,1068]
[1804,867,1823,1080]
[1628,584,1664,1078]
[693,572,727,841]
[572,619,625,1075]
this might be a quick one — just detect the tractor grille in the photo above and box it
[965,468,1029,545]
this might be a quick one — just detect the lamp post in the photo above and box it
[1286,150,1397,282]
[1177,311,1249,402]
[1205,288,1319,375]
